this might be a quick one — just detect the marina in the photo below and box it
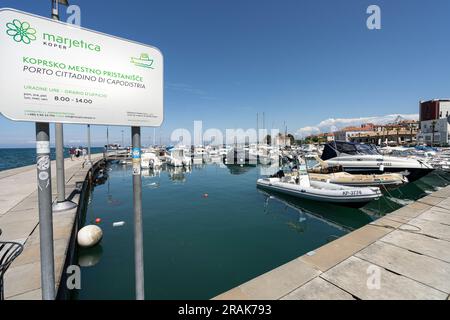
[0,0,449,305]
[1,148,450,300]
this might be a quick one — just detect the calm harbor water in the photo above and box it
[74,162,450,300]
[0,148,104,172]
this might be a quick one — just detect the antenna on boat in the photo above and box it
[257,113,259,146]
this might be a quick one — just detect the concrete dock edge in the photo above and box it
[214,186,450,300]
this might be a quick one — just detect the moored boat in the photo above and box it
[257,165,382,208]
[307,154,408,188]
[309,172,408,188]
[321,141,434,182]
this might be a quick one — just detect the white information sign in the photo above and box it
[0,8,163,126]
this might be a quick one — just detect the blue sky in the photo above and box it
[1,0,450,147]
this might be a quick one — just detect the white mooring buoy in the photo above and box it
[77,225,103,248]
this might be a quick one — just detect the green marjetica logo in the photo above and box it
[6,19,37,44]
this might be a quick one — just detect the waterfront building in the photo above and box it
[418,118,450,146]
[350,120,419,146]
[334,124,375,142]
[418,99,450,146]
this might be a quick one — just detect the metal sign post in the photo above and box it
[85,124,93,167]
[36,123,55,300]
[52,0,76,213]
[132,126,144,300]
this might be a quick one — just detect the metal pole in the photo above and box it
[55,125,65,203]
[36,123,55,300]
[52,0,59,20]
[86,124,93,167]
[132,127,145,300]
[53,124,77,212]
[256,113,259,146]
[51,1,76,212]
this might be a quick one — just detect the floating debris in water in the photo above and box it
[113,221,126,228]
[107,199,122,206]
[144,182,160,189]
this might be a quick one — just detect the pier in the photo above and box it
[0,155,104,300]
[215,186,450,300]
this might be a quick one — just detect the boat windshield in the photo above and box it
[322,141,380,160]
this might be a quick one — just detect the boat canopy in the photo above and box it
[321,141,380,161]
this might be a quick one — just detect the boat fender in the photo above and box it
[77,225,103,248]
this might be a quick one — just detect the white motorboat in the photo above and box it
[309,172,408,188]
[257,145,280,165]
[167,147,191,167]
[321,141,434,182]
[225,146,257,165]
[141,150,163,169]
[257,165,382,208]
[306,154,408,188]
[193,146,207,163]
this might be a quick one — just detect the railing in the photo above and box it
[0,239,24,300]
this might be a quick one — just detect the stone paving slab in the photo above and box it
[415,195,447,207]
[402,218,450,242]
[355,241,450,294]
[381,230,450,263]
[301,225,391,272]
[322,256,447,300]
[437,198,450,208]
[281,277,355,300]
[8,289,42,300]
[418,209,450,225]
[214,258,321,300]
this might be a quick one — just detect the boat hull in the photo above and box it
[257,179,381,208]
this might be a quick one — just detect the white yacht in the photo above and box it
[321,142,434,182]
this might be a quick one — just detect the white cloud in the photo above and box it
[295,114,419,138]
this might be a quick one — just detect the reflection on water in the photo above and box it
[260,190,373,233]
[78,246,104,268]
[73,163,450,300]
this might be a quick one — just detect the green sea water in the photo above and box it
[73,162,450,300]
